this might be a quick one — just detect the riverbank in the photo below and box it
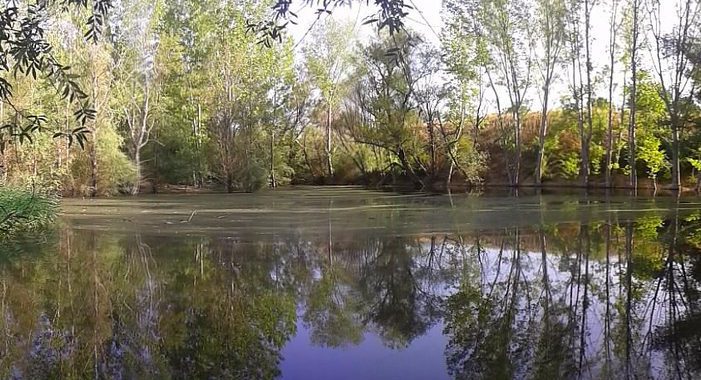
[135,177,699,198]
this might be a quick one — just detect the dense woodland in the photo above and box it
[0,0,699,196]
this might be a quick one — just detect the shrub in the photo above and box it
[0,187,58,237]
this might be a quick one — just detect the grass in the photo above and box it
[0,187,58,237]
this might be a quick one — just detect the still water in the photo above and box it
[2,188,701,379]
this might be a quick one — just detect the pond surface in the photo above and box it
[2,187,701,379]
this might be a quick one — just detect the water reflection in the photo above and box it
[2,212,701,379]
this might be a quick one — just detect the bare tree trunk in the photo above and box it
[196,103,203,187]
[153,125,159,194]
[648,0,697,191]
[583,0,594,188]
[628,0,640,191]
[446,160,454,190]
[226,173,234,193]
[325,102,333,180]
[605,103,615,186]
[573,51,587,186]
[130,84,151,196]
[428,117,436,178]
[132,148,141,195]
[89,52,99,198]
[535,92,549,186]
[270,131,276,188]
[605,0,619,188]
[671,117,681,190]
[513,109,521,187]
[570,13,588,187]
[90,142,98,197]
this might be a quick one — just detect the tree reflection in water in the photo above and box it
[1,212,701,379]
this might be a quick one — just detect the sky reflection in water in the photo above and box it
[2,190,701,379]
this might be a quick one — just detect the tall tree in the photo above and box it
[581,0,596,187]
[441,0,490,187]
[112,0,164,195]
[303,19,356,180]
[567,0,596,187]
[628,0,642,189]
[478,0,534,186]
[534,0,567,185]
[648,0,701,190]
[348,32,428,188]
[605,0,623,187]
[414,45,446,179]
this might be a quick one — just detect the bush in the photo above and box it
[0,187,58,237]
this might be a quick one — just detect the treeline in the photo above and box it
[0,0,699,195]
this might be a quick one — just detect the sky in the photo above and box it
[287,0,685,112]
[290,0,444,45]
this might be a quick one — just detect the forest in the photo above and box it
[0,0,699,200]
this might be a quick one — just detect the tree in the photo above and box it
[478,0,534,186]
[647,0,701,190]
[200,1,292,192]
[303,19,356,180]
[605,0,623,187]
[155,0,215,188]
[566,0,596,187]
[636,74,669,192]
[414,45,446,179]
[534,0,567,185]
[0,0,114,154]
[112,0,164,195]
[347,32,429,188]
[441,0,490,187]
[628,0,643,189]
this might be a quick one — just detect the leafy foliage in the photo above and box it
[251,0,412,47]
[0,187,57,237]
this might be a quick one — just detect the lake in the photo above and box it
[2,187,701,379]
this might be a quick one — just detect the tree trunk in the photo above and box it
[628,0,639,191]
[446,160,454,191]
[89,48,99,198]
[153,126,159,194]
[325,103,333,181]
[90,142,98,198]
[428,118,436,178]
[575,69,588,186]
[513,110,521,187]
[270,131,276,188]
[605,0,618,188]
[583,0,594,188]
[226,173,234,193]
[535,93,550,186]
[671,120,681,190]
[132,147,141,195]
[397,146,423,188]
